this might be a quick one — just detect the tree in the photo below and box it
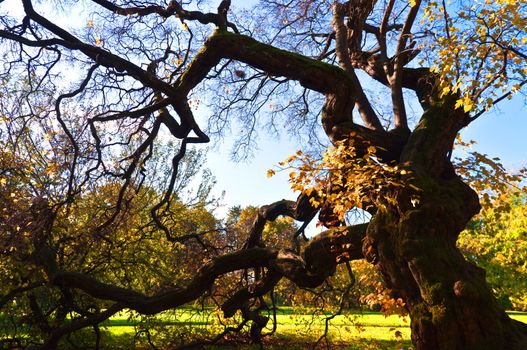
[459,189,527,311]
[1,0,527,349]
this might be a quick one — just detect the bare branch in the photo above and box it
[390,0,421,131]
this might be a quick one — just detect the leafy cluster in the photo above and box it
[459,189,527,310]
[274,136,410,224]
[423,0,527,114]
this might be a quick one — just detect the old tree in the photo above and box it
[1,0,527,349]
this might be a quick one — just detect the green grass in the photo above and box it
[2,309,526,349]
[508,311,527,323]
[96,309,408,349]
[97,308,527,349]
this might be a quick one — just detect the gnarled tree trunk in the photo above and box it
[364,99,527,350]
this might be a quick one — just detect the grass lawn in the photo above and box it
[93,308,527,349]
[2,309,525,349]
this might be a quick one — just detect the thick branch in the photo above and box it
[221,270,282,318]
[332,3,354,74]
[51,223,366,315]
[52,248,279,315]
[303,224,367,276]
[379,0,396,60]
[390,0,422,130]
[175,29,392,145]
[180,30,352,96]
[16,0,208,143]
[331,2,383,131]
[245,194,316,249]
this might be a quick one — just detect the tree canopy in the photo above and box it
[1,0,527,349]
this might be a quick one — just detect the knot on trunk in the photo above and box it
[453,280,479,300]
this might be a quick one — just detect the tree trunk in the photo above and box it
[364,102,527,350]
[368,176,527,349]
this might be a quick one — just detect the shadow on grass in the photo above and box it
[204,336,413,350]
[100,319,209,327]
[88,327,412,350]
[52,326,413,350]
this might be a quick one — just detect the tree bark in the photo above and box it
[369,175,527,349]
[364,99,527,350]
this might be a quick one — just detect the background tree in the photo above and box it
[1,0,527,349]
[459,188,527,311]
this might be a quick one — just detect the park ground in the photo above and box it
[83,308,527,349]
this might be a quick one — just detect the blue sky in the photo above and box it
[202,0,527,214]
[460,98,527,169]
[206,96,527,216]
[206,134,299,214]
[2,0,524,217]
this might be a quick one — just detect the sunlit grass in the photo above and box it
[2,308,525,349]
[98,308,526,349]
[100,309,412,349]
[508,311,527,323]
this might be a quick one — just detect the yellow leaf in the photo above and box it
[463,96,474,112]
[95,37,102,46]
[266,169,275,178]
[441,85,450,97]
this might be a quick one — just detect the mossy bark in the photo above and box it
[364,102,527,350]
[369,177,527,349]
